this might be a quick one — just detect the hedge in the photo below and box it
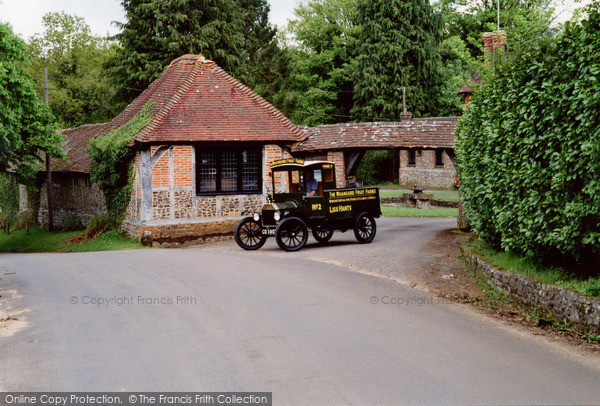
[455,3,600,270]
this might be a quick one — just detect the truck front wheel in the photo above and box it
[276,217,308,252]
[235,217,267,250]
[354,212,376,244]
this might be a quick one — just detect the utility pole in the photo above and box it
[497,0,500,31]
[44,66,53,232]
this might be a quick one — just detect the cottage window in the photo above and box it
[196,148,262,195]
[408,150,416,166]
[435,150,444,166]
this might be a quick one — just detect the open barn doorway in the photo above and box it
[354,149,399,186]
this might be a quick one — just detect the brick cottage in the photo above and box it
[113,54,315,242]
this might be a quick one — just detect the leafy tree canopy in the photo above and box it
[351,0,445,121]
[0,23,63,182]
[26,12,118,127]
[274,0,360,125]
[436,0,555,58]
[107,0,278,104]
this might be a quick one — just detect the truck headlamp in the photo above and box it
[253,212,260,222]
[274,211,281,221]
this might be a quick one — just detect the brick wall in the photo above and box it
[151,146,170,188]
[398,149,456,189]
[264,144,291,193]
[327,151,346,188]
[173,145,193,187]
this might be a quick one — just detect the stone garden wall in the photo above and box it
[462,245,600,334]
[38,172,107,229]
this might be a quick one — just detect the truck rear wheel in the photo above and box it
[276,217,308,252]
[235,217,267,250]
[354,212,376,244]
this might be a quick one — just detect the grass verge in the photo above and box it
[381,206,458,217]
[378,188,459,201]
[468,239,600,298]
[0,228,143,253]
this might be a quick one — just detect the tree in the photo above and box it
[351,0,444,121]
[107,0,278,104]
[239,0,286,102]
[273,0,360,125]
[0,23,63,182]
[437,35,482,116]
[26,12,118,128]
[436,0,555,58]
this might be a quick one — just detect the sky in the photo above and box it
[0,0,300,39]
[0,0,592,40]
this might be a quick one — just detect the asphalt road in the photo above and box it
[1,218,599,404]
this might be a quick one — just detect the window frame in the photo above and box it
[407,149,416,166]
[195,146,263,196]
[435,149,445,166]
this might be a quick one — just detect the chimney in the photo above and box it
[482,31,506,65]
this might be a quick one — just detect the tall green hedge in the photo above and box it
[455,4,600,269]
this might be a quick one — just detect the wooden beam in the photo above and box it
[150,145,170,167]
[344,150,365,177]
[139,148,152,223]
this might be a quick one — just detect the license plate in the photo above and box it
[262,228,276,236]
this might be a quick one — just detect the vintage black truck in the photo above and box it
[234,159,381,251]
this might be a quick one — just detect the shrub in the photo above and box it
[0,172,19,225]
[357,150,394,185]
[455,4,600,270]
[85,214,113,238]
[63,215,83,232]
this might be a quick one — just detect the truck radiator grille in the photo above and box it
[262,210,276,227]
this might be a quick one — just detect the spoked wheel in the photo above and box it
[235,217,267,250]
[276,217,308,252]
[312,227,334,244]
[354,212,376,244]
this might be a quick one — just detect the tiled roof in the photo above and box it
[50,123,110,173]
[292,117,459,152]
[47,55,305,173]
[105,54,305,145]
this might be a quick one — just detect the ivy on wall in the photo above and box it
[455,3,600,269]
[88,102,154,225]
